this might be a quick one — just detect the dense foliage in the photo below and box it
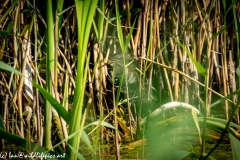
[0,0,240,159]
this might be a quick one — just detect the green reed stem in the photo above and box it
[44,0,55,149]
[67,1,98,159]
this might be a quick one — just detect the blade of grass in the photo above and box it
[68,1,98,159]
[0,61,23,75]
[115,0,124,51]
[229,131,240,160]
[32,82,71,124]
[175,40,207,77]
[45,0,55,149]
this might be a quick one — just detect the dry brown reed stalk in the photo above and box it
[1,1,240,158]
[140,58,240,117]
[0,0,10,15]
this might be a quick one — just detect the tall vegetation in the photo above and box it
[0,0,240,159]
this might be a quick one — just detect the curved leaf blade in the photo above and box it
[175,40,207,77]
[32,82,71,124]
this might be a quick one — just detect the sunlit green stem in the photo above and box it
[67,1,98,159]
[44,0,55,149]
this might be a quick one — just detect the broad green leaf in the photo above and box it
[32,82,71,124]
[197,118,226,131]
[56,0,64,12]
[176,41,207,77]
[198,117,240,130]
[123,17,136,54]
[229,131,240,160]
[68,144,85,160]
[81,129,93,151]
[210,89,240,108]
[0,61,23,75]
[192,110,201,144]
[0,128,61,160]
[0,30,12,37]
[197,118,240,140]
[70,1,98,159]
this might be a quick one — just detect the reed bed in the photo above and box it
[0,0,240,159]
